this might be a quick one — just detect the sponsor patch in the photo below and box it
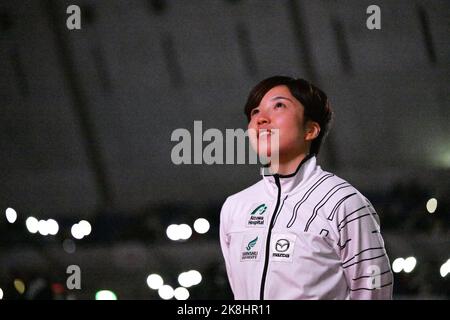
[270,233,296,262]
[246,203,267,228]
[241,234,262,261]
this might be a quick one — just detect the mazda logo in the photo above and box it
[275,239,290,252]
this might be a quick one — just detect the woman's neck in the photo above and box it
[270,152,308,175]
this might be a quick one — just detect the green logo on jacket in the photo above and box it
[250,204,267,215]
[246,237,258,251]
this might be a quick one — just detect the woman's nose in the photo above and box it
[257,114,269,126]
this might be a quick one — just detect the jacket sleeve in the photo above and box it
[335,192,393,299]
[219,197,235,296]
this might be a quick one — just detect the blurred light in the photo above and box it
[174,287,189,300]
[158,285,174,300]
[440,259,450,278]
[14,279,25,294]
[63,239,76,254]
[166,224,180,241]
[178,270,202,288]
[47,219,59,235]
[26,278,47,299]
[167,224,193,241]
[193,218,210,234]
[189,270,202,285]
[78,220,92,236]
[392,258,404,273]
[146,274,163,290]
[25,216,39,234]
[433,146,450,168]
[95,290,117,300]
[5,207,17,223]
[403,257,417,273]
[178,272,190,287]
[178,224,192,240]
[426,198,437,213]
[51,283,65,295]
[0,288,3,300]
[38,220,50,236]
[71,223,84,240]
[439,265,447,278]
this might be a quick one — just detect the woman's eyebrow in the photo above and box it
[269,96,293,103]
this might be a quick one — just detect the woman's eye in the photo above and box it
[275,102,285,108]
[251,109,259,116]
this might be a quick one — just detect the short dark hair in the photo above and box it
[244,75,333,156]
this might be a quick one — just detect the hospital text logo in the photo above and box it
[247,204,267,227]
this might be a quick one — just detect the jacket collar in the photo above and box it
[262,154,317,196]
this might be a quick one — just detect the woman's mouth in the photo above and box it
[258,129,272,138]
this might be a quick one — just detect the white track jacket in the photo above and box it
[220,154,393,300]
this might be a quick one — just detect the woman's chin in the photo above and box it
[257,146,282,165]
[257,145,272,158]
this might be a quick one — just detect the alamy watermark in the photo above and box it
[66,4,380,31]
[170,121,279,174]
[366,265,382,289]
[366,5,381,30]
[66,264,81,290]
[66,5,81,30]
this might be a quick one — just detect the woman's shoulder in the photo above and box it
[316,168,362,193]
[222,179,265,207]
[316,168,374,208]
[220,179,266,227]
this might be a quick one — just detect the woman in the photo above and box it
[219,76,393,300]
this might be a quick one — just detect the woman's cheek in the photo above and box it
[279,130,302,153]
[248,125,258,153]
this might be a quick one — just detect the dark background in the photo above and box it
[0,0,449,300]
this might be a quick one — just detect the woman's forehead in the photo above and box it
[263,85,291,97]
[260,85,299,105]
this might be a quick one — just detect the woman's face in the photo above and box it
[248,85,312,161]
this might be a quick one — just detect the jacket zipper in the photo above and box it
[259,175,281,300]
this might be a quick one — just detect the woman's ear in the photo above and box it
[305,121,321,141]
